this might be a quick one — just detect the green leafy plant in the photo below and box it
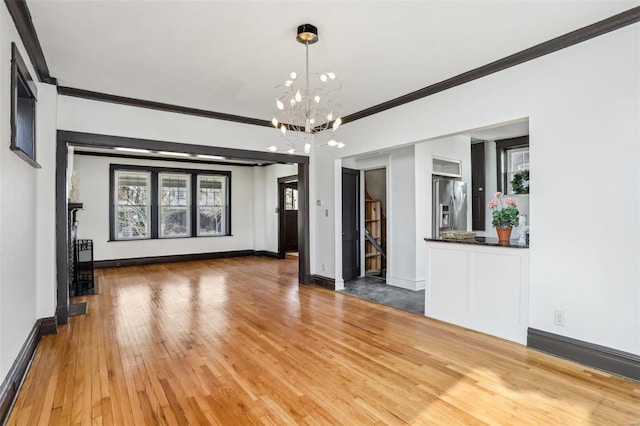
[511,169,529,194]
[488,193,520,229]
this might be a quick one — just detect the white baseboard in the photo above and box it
[389,276,425,291]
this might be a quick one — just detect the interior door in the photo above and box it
[342,168,360,281]
[471,143,486,230]
[284,182,298,252]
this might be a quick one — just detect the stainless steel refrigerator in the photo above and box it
[432,177,467,238]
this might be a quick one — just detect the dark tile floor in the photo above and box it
[340,275,425,315]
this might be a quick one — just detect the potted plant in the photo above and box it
[488,192,519,242]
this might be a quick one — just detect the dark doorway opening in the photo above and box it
[471,142,486,231]
[278,175,298,258]
[342,168,360,282]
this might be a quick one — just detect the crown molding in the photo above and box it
[57,86,272,128]
[4,0,56,84]
[341,6,640,125]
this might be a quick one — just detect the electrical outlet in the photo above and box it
[325,209,329,217]
[322,263,326,271]
[554,310,566,326]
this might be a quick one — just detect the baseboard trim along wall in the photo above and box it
[312,275,336,290]
[254,250,281,259]
[0,317,58,424]
[527,328,640,382]
[93,250,282,268]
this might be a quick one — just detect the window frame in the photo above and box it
[10,42,40,168]
[158,172,192,238]
[109,164,231,241]
[495,136,529,194]
[197,174,230,237]
[113,169,152,240]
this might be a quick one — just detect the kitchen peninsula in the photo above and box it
[424,237,529,344]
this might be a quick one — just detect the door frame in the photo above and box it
[361,166,388,278]
[55,131,311,324]
[277,174,298,259]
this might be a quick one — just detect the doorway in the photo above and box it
[364,168,386,278]
[278,175,298,258]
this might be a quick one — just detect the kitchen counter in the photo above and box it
[424,237,529,344]
[424,236,528,249]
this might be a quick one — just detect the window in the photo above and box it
[198,175,228,236]
[115,171,151,240]
[506,147,529,194]
[110,165,231,241]
[285,187,298,210]
[159,173,191,237]
[496,136,529,194]
[10,43,39,168]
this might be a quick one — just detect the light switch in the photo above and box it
[316,199,322,206]
[325,209,328,217]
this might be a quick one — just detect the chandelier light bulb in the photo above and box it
[337,142,345,148]
[320,74,327,82]
[332,117,342,131]
[271,117,279,127]
[327,139,338,147]
[290,72,297,79]
[327,72,336,80]
[304,143,311,154]
[281,125,287,135]
[295,90,302,102]
[268,146,278,152]
[290,98,296,106]
[314,95,320,103]
[276,99,284,110]
[288,148,295,154]
[327,112,333,121]
[285,80,293,87]
[310,118,315,124]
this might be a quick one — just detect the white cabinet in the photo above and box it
[425,241,529,344]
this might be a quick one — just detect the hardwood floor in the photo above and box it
[8,256,640,425]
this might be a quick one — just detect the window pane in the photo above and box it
[160,174,189,206]
[159,173,190,237]
[198,207,223,235]
[198,175,227,236]
[160,207,189,237]
[115,171,150,239]
[116,206,149,239]
[117,171,149,206]
[285,188,298,210]
[506,147,529,194]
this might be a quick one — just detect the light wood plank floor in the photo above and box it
[8,256,640,425]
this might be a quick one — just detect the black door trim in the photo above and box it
[56,131,311,323]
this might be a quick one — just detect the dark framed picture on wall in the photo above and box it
[10,42,40,168]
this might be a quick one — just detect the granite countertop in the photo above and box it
[424,236,529,249]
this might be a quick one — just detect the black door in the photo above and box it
[471,142,486,230]
[342,168,360,281]
[283,182,298,252]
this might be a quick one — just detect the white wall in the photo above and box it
[0,2,57,380]
[313,24,640,354]
[73,155,256,260]
[261,163,298,253]
[415,135,472,290]
[58,96,286,153]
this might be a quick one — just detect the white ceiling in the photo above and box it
[27,1,637,122]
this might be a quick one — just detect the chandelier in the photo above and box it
[268,24,345,154]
